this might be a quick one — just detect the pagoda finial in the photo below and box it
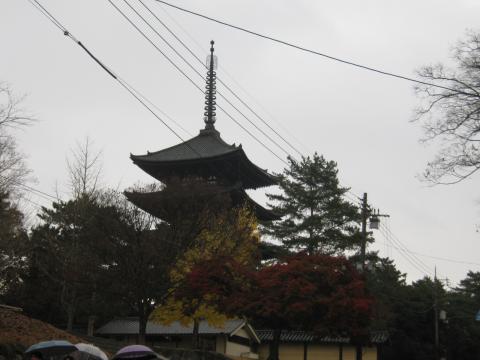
[203,40,217,130]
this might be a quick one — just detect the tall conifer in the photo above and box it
[265,153,361,255]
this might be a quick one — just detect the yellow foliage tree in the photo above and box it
[150,205,259,346]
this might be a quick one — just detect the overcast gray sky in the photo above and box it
[2,0,479,284]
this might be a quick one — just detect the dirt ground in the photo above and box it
[0,306,82,349]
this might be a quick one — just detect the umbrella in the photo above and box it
[112,345,158,360]
[72,344,108,360]
[25,340,78,358]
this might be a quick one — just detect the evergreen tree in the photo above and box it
[265,153,361,255]
[443,271,480,360]
[0,191,28,297]
[31,195,117,331]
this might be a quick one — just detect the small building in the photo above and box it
[96,317,260,360]
[256,330,387,360]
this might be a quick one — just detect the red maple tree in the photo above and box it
[176,253,372,360]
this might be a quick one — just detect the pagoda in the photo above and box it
[126,41,279,222]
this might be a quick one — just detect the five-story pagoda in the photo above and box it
[126,41,278,222]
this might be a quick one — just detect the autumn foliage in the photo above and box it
[150,206,259,328]
[176,253,372,337]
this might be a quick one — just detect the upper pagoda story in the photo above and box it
[130,41,276,190]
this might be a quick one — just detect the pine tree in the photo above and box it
[265,153,361,255]
[0,191,27,296]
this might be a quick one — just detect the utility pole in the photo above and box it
[359,193,389,270]
[360,193,368,271]
[434,267,440,360]
[356,193,389,360]
[354,194,369,360]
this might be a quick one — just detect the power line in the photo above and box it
[27,0,286,202]
[379,226,432,278]
[27,0,65,32]
[344,190,362,204]
[28,0,208,143]
[380,222,434,276]
[19,184,58,202]
[135,0,304,158]
[152,0,476,97]
[21,196,45,209]
[27,0,198,148]
[375,238,480,267]
[153,2,312,156]
[379,223,434,277]
[121,0,292,160]
[27,0,228,180]
[107,0,289,164]
[126,86,193,137]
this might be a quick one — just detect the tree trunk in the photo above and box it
[66,303,75,332]
[66,288,77,332]
[87,290,97,336]
[308,207,314,255]
[268,329,281,360]
[138,305,147,345]
[87,316,96,337]
[192,318,200,349]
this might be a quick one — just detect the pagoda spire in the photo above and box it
[203,40,217,130]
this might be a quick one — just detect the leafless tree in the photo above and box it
[0,83,35,195]
[67,136,103,198]
[0,83,34,128]
[0,135,30,193]
[53,136,103,330]
[414,30,480,184]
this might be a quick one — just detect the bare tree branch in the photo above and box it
[0,83,36,129]
[414,30,480,184]
[0,83,36,196]
[66,136,103,199]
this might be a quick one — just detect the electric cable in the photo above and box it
[107,0,290,163]
[127,87,194,137]
[19,184,58,201]
[344,191,362,205]
[152,2,312,155]
[28,0,192,146]
[152,0,476,97]
[21,196,45,209]
[378,225,433,278]
[27,0,284,220]
[380,222,434,275]
[135,0,304,158]
[374,238,480,267]
[379,222,433,275]
[28,0,211,144]
[379,222,435,277]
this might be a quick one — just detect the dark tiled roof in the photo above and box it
[256,330,388,344]
[96,318,245,336]
[131,129,238,162]
[130,129,277,190]
[256,330,348,344]
[124,186,280,222]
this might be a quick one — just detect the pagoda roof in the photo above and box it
[131,128,236,162]
[124,184,279,222]
[130,128,276,189]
